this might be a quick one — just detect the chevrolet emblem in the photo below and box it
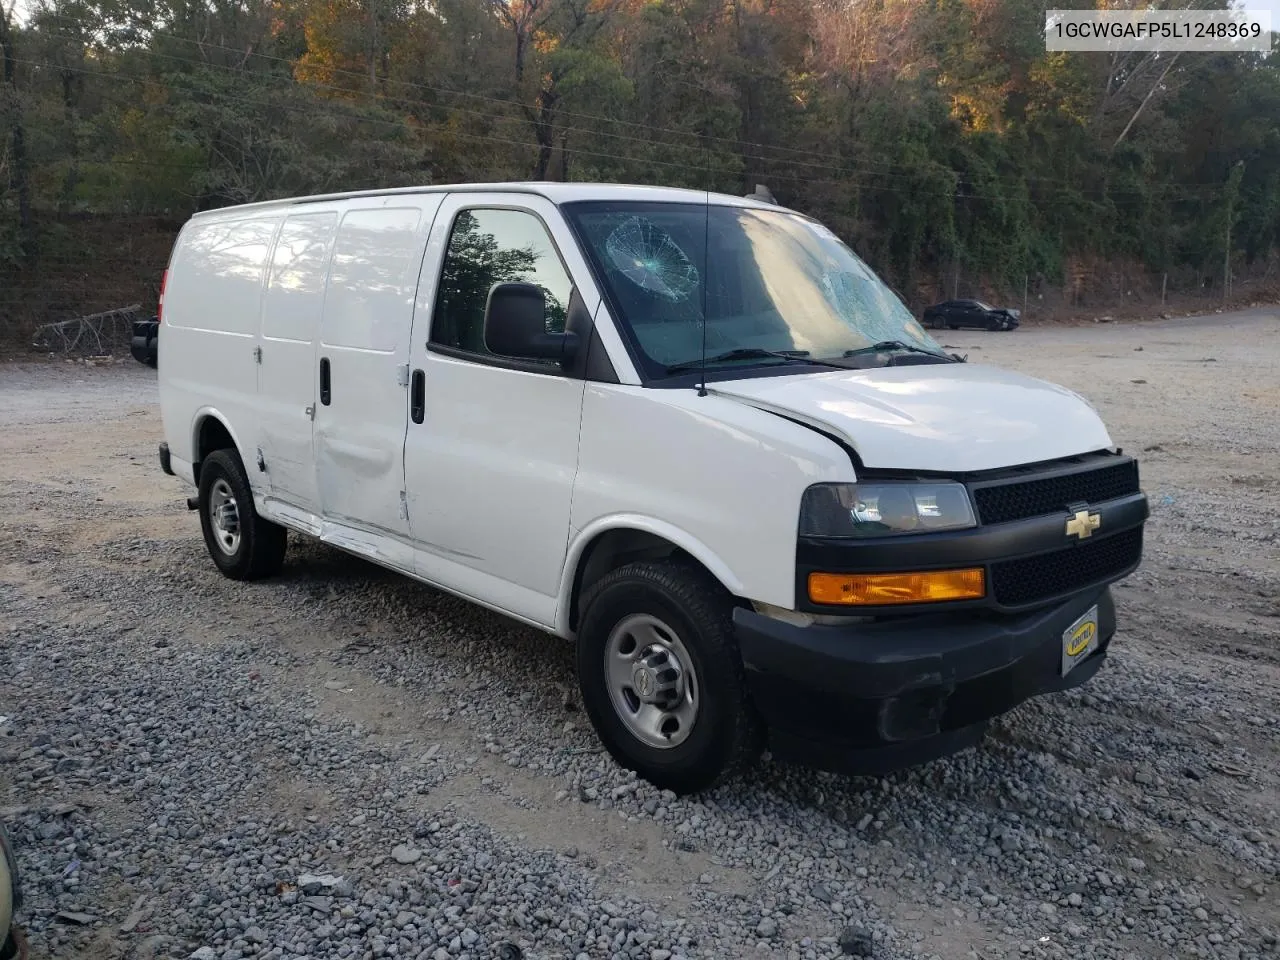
[1065,509,1101,540]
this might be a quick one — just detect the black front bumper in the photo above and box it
[735,585,1115,775]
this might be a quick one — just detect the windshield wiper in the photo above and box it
[841,341,960,362]
[665,348,850,374]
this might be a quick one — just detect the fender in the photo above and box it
[190,407,253,485]
[555,513,749,635]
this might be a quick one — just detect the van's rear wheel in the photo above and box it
[576,560,762,794]
[198,449,287,580]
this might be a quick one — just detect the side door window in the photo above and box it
[430,208,574,360]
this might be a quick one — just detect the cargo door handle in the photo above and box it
[410,369,425,424]
[319,357,331,406]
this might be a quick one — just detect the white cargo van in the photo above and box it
[153,183,1148,793]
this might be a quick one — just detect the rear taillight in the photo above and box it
[157,269,168,324]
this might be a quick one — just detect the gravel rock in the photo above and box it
[839,923,876,956]
[2,315,1280,960]
[390,843,422,864]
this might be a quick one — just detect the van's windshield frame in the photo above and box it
[560,199,947,386]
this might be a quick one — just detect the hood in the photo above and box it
[709,363,1112,473]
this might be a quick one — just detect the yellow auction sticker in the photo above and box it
[1066,621,1097,657]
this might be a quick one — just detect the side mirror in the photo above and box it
[483,282,579,364]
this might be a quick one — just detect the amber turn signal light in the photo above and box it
[808,568,986,606]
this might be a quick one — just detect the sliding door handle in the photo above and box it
[319,357,331,406]
[410,369,425,424]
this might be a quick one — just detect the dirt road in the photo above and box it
[1,307,1277,960]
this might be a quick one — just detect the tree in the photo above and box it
[490,0,627,179]
[2,0,1280,339]
[0,0,32,261]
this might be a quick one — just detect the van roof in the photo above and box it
[187,181,800,220]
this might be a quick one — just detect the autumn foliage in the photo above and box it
[1,0,1277,322]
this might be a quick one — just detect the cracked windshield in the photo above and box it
[565,202,940,375]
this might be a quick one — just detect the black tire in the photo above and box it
[198,448,287,580]
[1,820,18,960]
[576,559,763,794]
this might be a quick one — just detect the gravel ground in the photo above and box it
[1,307,1278,960]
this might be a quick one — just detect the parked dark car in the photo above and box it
[923,299,1020,331]
[131,314,159,368]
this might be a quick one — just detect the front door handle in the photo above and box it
[410,369,425,424]
[319,357,331,406]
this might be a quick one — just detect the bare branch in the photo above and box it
[1112,51,1181,150]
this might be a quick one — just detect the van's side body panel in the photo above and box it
[404,351,587,625]
[158,212,282,484]
[256,209,340,514]
[312,196,444,570]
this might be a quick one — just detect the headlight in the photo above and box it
[799,481,976,538]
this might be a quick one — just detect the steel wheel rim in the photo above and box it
[604,613,700,749]
[208,478,241,556]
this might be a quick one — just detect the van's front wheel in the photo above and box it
[576,560,762,794]
[198,449,287,580]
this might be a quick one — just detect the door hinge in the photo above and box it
[399,490,409,520]
[253,345,263,364]
[396,363,410,387]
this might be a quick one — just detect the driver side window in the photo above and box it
[430,208,574,358]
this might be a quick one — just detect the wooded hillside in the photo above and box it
[2,0,1278,338]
